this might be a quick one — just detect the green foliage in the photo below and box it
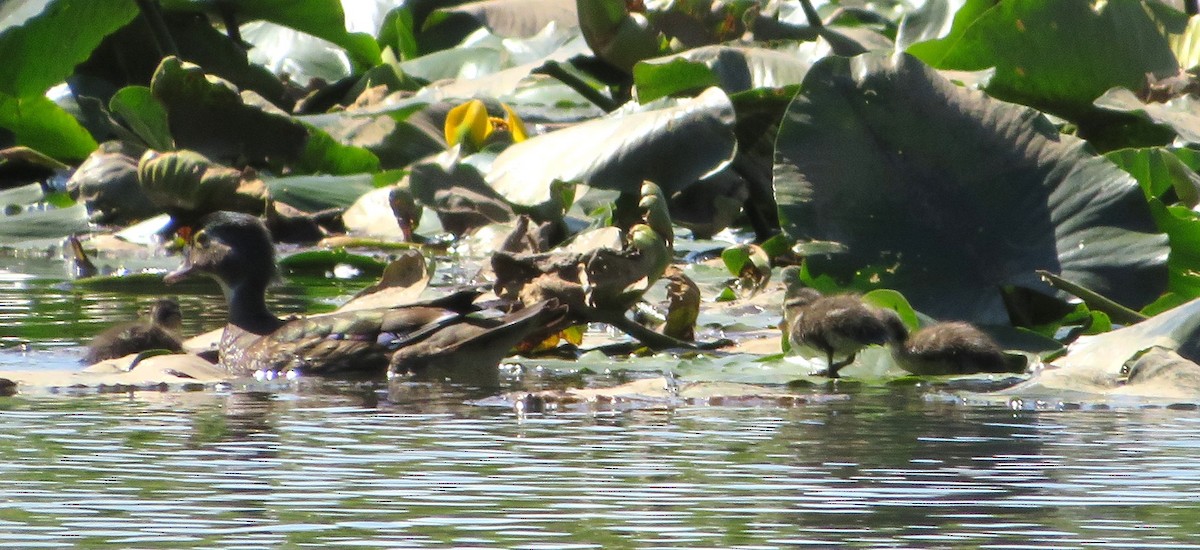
[160,0,381,68]
[774,52,1167,324]
[0,0,139,98]
[0,95,97,161]
[109,86,173,151]
[907,0,1179,122]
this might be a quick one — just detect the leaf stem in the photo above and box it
[534,61,620,113]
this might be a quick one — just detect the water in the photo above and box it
[3,255,1200,548]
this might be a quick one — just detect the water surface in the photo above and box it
[2,255,1199,548]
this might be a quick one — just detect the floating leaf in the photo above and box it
[774,53,1167,324]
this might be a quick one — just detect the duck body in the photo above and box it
[787,294,903,378]
[893,322,1021,376]
[83,298,184,364]
[167,211,560,378]
[780,267,906,378]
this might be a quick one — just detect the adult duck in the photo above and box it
[164,211,562,378]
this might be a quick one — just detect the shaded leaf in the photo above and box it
[1094,87,1200,146]
[161,0,381,68]
[773,53,1168,323]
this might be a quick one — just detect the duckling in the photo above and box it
[892,321,1024,376]
[781,267,905,378]
[83,298,185,364]
[164,211,563,378]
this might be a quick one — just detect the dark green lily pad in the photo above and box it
[773,52,1168,324]
[279,249,387,277]
[151,56,307,165]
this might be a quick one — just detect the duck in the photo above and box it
[780,267,905,378]
[164,211,563,378]
[83,298,185,364]
[892,321,1025,376]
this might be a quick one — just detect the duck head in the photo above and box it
[165,212,282,333]
[165,211,277,290]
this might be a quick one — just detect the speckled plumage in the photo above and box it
[166,212,562,378]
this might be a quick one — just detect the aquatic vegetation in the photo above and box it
[1,0,1200,397]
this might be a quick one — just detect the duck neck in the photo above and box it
[223,277,283,335]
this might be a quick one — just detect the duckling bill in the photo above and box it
[83,298,184,364]
[165,211,563,378]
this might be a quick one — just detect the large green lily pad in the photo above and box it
[773,53,1168,324]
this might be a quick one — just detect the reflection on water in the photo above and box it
[3,255,1200,547]
[0,387,1199,548]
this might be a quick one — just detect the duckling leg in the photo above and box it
[827,353,856,379]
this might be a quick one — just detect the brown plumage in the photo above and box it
[83,298,184,364]
[781,268,906,378]
[165,211,563,378]
[892,321,1023,376]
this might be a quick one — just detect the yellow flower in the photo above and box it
[444,100,528,151]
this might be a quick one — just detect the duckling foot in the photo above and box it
[825,355,856,379]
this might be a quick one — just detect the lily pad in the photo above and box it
[994,298,1200,399]
[633,45,812,103]
[773,53,1168,324]
[487,87,737,210]
[1094,87,1200,146]
[906,0,1179,122]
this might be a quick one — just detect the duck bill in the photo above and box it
[163,259,195,285]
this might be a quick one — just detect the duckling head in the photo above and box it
[147,298,183,332]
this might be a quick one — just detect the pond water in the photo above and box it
[3,253,1200,548]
